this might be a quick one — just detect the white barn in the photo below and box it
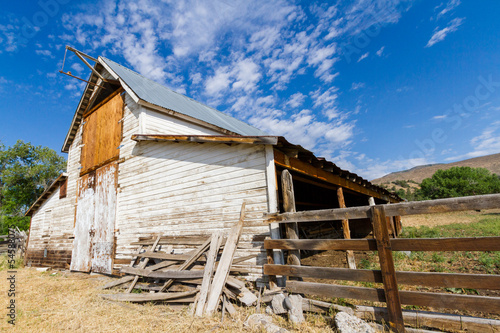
[25,57,400,281]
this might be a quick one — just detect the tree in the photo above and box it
[420,166,500,200]
[0,140,66,234]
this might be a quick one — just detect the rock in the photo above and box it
[335,311,375,333]
[35,267,50,272]
[271,293,287,314]
[244,314,289,333]
[285,295,304,323]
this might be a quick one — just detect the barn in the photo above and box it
[25,55,401,281]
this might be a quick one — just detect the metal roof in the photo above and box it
[99,57,269,137]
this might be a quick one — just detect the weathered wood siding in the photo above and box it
[114,100,271,281]
[25,125,83,268]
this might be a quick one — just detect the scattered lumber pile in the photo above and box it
[100,203,258,316]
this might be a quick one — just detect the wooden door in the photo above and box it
[91,163,117,273]
[71,163,118,273]
[70,173,95,272]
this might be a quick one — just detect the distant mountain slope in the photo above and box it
[372,153,500,185]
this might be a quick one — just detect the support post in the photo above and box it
[337,187,356,269]
[371,205,405,333]
[281,170,301,266]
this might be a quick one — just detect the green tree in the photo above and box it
[0,140,66,233]
[420,166,500,200]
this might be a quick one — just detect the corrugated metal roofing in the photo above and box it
[99,57,269,137]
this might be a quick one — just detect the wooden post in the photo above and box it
[337,188,356,269]
[371,205,405,333]
[281,170,300,266]
[265,237,279,290]
[394,216,403,235]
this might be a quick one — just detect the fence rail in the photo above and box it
[264,193,500,333]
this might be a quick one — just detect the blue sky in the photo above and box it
[1,0,499,180]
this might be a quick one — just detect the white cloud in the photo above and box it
[445,121,500,161]
[351,82,365,91]
[357,52,369,62]
[35,49,54,58]
[436,0,461,20]
[71,63,85,73]
[432,114,447,120]
[426,17,464,47]
[286,93,306,108]
[376,46,385,56]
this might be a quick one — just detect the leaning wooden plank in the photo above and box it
[265,264,500,290]
[120,266,204,279]
[100,290,198,303]
[287,281,500,315]
[127,235,162,293]
[196,231,223,317]
[205,203,246,315]
[232,254,258,264]
[160,237,212,292]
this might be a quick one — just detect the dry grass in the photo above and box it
[401,208,500,227]
[0,268,340,332]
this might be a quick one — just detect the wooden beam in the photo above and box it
[264,237,500,251]
[371,205,405,332]
[281,170,301,267]
[131,134,278,145]
[126,236,161,293]
[265,193,500,223]
[287,281,500,315]
[205,203,246,315]
[100,290,198,303]
[274,149,396,202]
[264,265,500,290]
[337,187,356,269]
[120,266,204,279]
[159,237,211,292]
[196,231,222,317]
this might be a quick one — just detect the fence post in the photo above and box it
[337,187,356,269]
[371,205,405,333]
[281,170,301,267]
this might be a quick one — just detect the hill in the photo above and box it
[372,153,500,185]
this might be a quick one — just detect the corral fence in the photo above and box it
[0,227,28,257]
[264,193,500,333]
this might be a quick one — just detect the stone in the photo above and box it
[271,293,287,314]
[335,311,375,333]
[285,295,304,323]
[35,267,50,272]
[244,314,288,333]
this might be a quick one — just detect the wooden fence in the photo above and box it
[264,193,500,333]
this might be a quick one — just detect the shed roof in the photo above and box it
[99,57,268,137]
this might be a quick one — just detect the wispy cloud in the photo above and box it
[445,121,500,161]
[376,46,385,56]
[351,82,365,91]
[357,52,369,62]
[426,17,464,47]
[436,0,461,20]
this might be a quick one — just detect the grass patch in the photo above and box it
[396,217,500,275]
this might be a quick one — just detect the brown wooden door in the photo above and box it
[71,163,118,273]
